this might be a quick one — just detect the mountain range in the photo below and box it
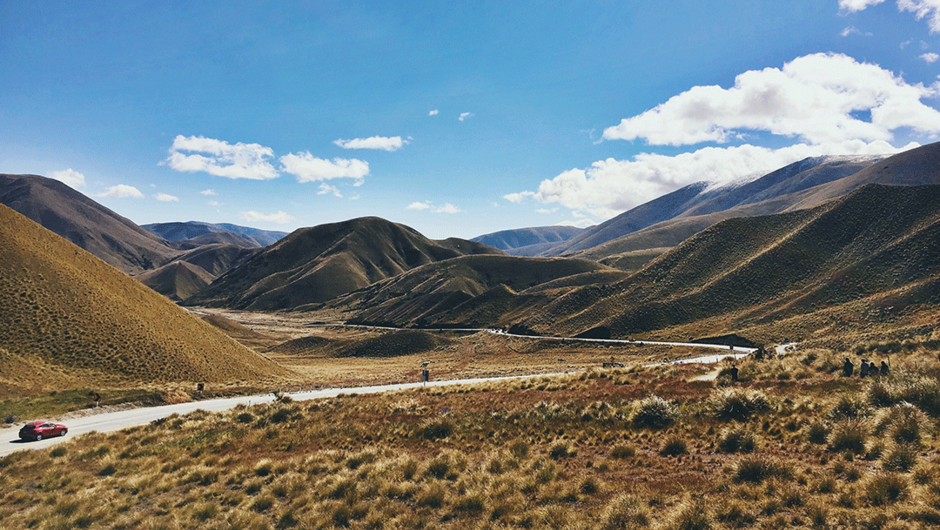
[3,141,940,394]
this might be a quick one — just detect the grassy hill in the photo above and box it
[0,174,179,274]
[143,221,287,247]
[333,254,612,328]
[525,184,940,343]
[186,217,504,311]
[0,204,291,393]
[472,225,584,252]
[135,260,215,301]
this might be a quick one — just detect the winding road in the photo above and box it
[1,329,759,457]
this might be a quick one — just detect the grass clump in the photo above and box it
[659,435,688,457]
[631,395,678,429]
[600,494,650,530]
[709,387,770,421]
[733,456,792,483]
[865,472,909,505]
[718,426,757,453]
[828,418,869,453]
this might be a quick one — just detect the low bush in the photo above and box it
[631,395,678,429]
[600,494,650,530]
[610,444,636,459]
[865,472,909,505]
[709,388,770,421]
[828,419,869,453]
[734,456,792,483]
[827,393,870,421]
[659,435,688,457]
[882,444,918,472]
[718,426,757,453]
[421,417,455,440]
[671,498,712,530]
[806,421,828,444]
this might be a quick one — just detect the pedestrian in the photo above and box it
[880,360,890,376]
[730,363,739,383]
[860,359,870,378]
[842,357,854,377]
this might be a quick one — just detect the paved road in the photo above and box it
[1,331,760,457]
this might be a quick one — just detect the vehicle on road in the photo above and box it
[18,421,67,441]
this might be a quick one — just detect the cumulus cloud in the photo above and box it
[429,109,439,116]
[49,168,85,189]
[459,112,473,121]
[509,140,915,219]
[922,52,940,62]
[840,26,871,36]
[602,53,940,146]
[208,200,221,207]
[839,0,886,12]
[155,193,179,202]
[279,152,369,185]
[317,183,343,197]
[334,136,407,152]
[200,189,217,195]
[240,210,294,224]
[100,184,144,199]
[406,201,432,210]
[435,203,462,214]
[163,135,278,180]
[900,0,940,32]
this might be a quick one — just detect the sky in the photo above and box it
[3,1,940,240]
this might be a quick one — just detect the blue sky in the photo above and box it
[3,1,940,239]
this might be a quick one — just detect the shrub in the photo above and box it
[632,395,678,429]
[509,439,530,460]
[671,498,712,530]
[806,421,828,445]
[236,412,254,424]
[865,472,908,505]
[828,419,869,453]
[610,444,636,459]
[883,444,917,472]
[421,417,455,440]
[549,442,574,459]
[601,494,650,530]
[828,394,870,421]
[734,456,792,483]
[718,426,757,453]
[709,388,770,421]
[659,435,688,457]
[876,402,927,446]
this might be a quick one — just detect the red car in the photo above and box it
[19,421,68,441]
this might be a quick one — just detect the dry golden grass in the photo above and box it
[0,205,292,396]
[3,343,940,529]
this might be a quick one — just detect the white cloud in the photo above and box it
[901,39,913,48]
[317,183,343,197]
[922,52,940,62]
[602,53,940,146]
[535,208,557,214]
[208,200,221,207]
[840,26,871,36]
[100,184,144,199]
[163,135,278,180]
[334,136,407,152]
[279,152,369,185]
[429,109,439,116]
[406,201,462,213]
[240,210,294,224]
[200,189,217,196]
[49,168,85,189]
[900,0,940,32]
[155,192,179,202]
[459,112,474,121]
[510,140,915,219]
[556,219,597,229]
[839,0,886,12]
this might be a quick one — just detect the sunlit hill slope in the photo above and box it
[0,205,291,390]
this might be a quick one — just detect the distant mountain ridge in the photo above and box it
[143,221,287,247]
[471,225,584,252]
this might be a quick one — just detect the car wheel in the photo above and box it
[35,434,42,441]
[60,429,67,437]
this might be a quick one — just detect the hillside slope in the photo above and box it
[143,221,287,247]
[135,260,215,301]
[471,225,584,252]
[528,184,940,341]
[0,174,178,273]
[0,204,291,386]
[333,254,612,327]
[539,154,885,257]
[186,217,504,311]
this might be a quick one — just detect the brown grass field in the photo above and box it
[2,319,940,528]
